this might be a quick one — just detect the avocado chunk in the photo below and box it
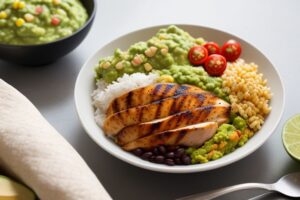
[0,175,35,200]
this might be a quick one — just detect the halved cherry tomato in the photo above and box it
[188,46,208,65]
[204,54,227,76]
[204,42,220,55]
[221,40,241,62]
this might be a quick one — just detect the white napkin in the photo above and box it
[0,79,112,200]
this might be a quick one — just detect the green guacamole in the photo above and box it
[158,65,228,100]
[0,0,88,45]
[232,116,247,131]
[95,25,206,83]
[187,124,244,164]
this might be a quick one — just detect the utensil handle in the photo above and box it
[248,192,275,200]
[177,183,273,200]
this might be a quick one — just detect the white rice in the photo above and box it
[92,73,159,127]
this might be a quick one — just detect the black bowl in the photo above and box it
[0,0,97,66]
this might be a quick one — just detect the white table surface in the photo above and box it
[1,0,299,199]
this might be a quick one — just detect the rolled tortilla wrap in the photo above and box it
[0,79,112,200]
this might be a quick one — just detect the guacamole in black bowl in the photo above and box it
[0,0,96,65]
[0,0,88,45]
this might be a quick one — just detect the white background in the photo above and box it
[1,0,299,199]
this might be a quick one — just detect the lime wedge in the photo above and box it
[282,114,300,161]
[0,175,35,200]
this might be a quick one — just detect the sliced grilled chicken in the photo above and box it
[116,105,230,145]
[106,83,206,116]
[103,93,227,136]
[123,122,218,151]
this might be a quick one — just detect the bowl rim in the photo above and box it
[74,24,285,173]
[0,0,97,47]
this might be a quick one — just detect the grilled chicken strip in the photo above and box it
[116,105,230,145]
[123,122,218,151]
[106,83,206,116]
[104,93,228,136]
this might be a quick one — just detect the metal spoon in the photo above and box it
[248,192,291,200]
[177,172,300,200]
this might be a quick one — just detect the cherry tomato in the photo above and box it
[221,40,241,62]
[204,42,220,55]
[188,46,208,65]
[204,54,227,76]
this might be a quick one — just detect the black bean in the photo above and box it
[149,155,156,162]
[153,147,159,155]
[181,155,191,165]
[158,145,167,154]
[132,148,143,156]
[136,147,191,166]
[155,155,165,163]
[166,152,175,158]
[175,148,185,158]
[174,158,182,165]
[165,158,175,166]
[141,152,153,160]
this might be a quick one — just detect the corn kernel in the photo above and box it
[144,46,157,57]
[115,61,124,70]
[12,1,26,9]
[160,48,168,56]
[18,1,26,9]
[16,18,25,27]
[52,0,61,5]
[101,61,111,69]
[0,11,8,19]
[159,34,168,40]
[156,75,174,83]
[24,13,34,22]
[12,1,20,9]
[144,63,152,72]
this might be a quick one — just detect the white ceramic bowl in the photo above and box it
[74,24,284,173]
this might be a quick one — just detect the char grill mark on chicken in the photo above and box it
[123,122,218,151]
[116,104,230,145]
[103,92,224,136]
[106,83,207,116]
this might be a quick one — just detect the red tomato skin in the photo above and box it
[221,40,242,62]
[204,54,227,76]
[51,17,61,26]
[204,42,220,55]
[188,46,208,66]
[35,6,43,15]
